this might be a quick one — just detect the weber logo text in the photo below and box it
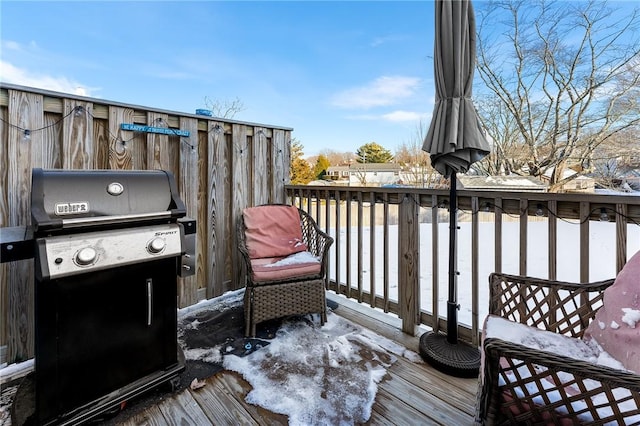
[55,202,90,216]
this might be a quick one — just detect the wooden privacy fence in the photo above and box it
[0,83,292,363]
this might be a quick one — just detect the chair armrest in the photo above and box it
[489,273,614,337]
[478,337,640,425]
[298,208,334,273]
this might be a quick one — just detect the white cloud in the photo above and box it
[2,40,23,51]
[331,76,421,109]
[381,110,425,122]
[370,34,408,47]
[0,61,97,97]
[344,110,428,123]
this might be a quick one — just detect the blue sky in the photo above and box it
[0,1,437,157]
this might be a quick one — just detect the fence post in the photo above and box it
[399,193,420,335]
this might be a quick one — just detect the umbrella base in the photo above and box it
[419,331,480,378]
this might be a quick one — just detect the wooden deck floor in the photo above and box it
[116,299,478,426]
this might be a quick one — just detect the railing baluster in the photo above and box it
[519,199,528,276]
[431,195,440,332]
[334,189,342,295]
[580,202,590,283]
[548,200,558,280]
[616,203,628,274]
[548,199,558,328]
[369,192,376,309]
[345,191,352,299]
[383,193,390,313]
[357,192,364,303]
[324,189,331,289]
[494,197,503,274]
[471,197,480,346]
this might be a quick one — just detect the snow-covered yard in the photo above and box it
[330,219,640,326]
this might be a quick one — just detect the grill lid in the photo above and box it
[31,168,186,233]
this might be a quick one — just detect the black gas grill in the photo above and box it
[27,168,194,425]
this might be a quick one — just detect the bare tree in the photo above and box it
[318,149,355,166]
[396,121,440,187]
[475,0,640,191]
[203,96,245,119]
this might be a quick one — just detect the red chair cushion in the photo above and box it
[584,249,640,374]
[243,205,308,259]
[250,252,321,282]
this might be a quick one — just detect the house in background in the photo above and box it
[540,168,596,193]
[324,165,350,184]
[621,169,640,191]
[457,175,548,192]
[325,163,402,186]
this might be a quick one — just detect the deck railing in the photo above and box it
[285,185,640,345]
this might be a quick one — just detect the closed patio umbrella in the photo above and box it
[420,0,490,377]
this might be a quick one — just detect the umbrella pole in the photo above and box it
[418,173,480,377]
[447,174,458,344]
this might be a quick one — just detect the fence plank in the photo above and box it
[253,127,269,206]
[208,122,228,297]
[146,112,171,171]
[42,113,62,169]
[231,124,249,290]
[0,104,8,350]
[94,118,110,169]
[108,106,135,170]
[7,89,42,361]
[177,116,199,307]
[62,100,93,169]
[195,129,208,300]
[271,130,289,204]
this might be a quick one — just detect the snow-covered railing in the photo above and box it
[285,185,640,345]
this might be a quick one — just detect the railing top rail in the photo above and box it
[286,184,640,205]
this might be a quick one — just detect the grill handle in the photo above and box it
[61,212,173,229]
[146,278,153,326]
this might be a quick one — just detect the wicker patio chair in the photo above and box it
[476,273,640,425]
[237,204,334,337]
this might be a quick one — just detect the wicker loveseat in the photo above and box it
[237,204,333,337]
[476,272,640,425]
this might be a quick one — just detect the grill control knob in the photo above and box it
[147,237,166,254]
[76,247,97,266]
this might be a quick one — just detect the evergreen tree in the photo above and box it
[290,139,315,184]
[356,142,394,163]
[313,155,330,179]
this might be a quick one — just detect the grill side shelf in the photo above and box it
[0,226,35,263]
